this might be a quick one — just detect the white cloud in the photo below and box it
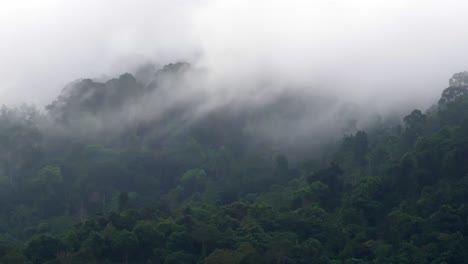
[0,0,467,113]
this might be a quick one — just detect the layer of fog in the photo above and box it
[2,0,468,153]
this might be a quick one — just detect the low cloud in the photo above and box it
[1,0,468,142]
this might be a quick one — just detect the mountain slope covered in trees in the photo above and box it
[0,65,467,263]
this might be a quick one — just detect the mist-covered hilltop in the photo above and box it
[0,67,467,263]
[36,62,379,158]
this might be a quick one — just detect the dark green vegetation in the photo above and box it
[0,65,468,263]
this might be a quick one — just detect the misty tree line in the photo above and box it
[0,65,467,263]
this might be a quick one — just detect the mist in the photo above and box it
[2,2,468,259]
[2,0,468,149]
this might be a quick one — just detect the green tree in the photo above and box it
[24,235,65,264]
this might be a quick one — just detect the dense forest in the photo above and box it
[0,64,467,263]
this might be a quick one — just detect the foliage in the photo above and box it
[0,68,467,263]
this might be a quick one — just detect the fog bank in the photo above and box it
[1,0,468,114]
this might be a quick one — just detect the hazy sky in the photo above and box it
[1,0,468,111]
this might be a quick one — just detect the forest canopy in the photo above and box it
[0,65,467,264]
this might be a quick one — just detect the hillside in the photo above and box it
[0,66,467,263]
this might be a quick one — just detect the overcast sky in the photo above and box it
[1,0,468,111]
